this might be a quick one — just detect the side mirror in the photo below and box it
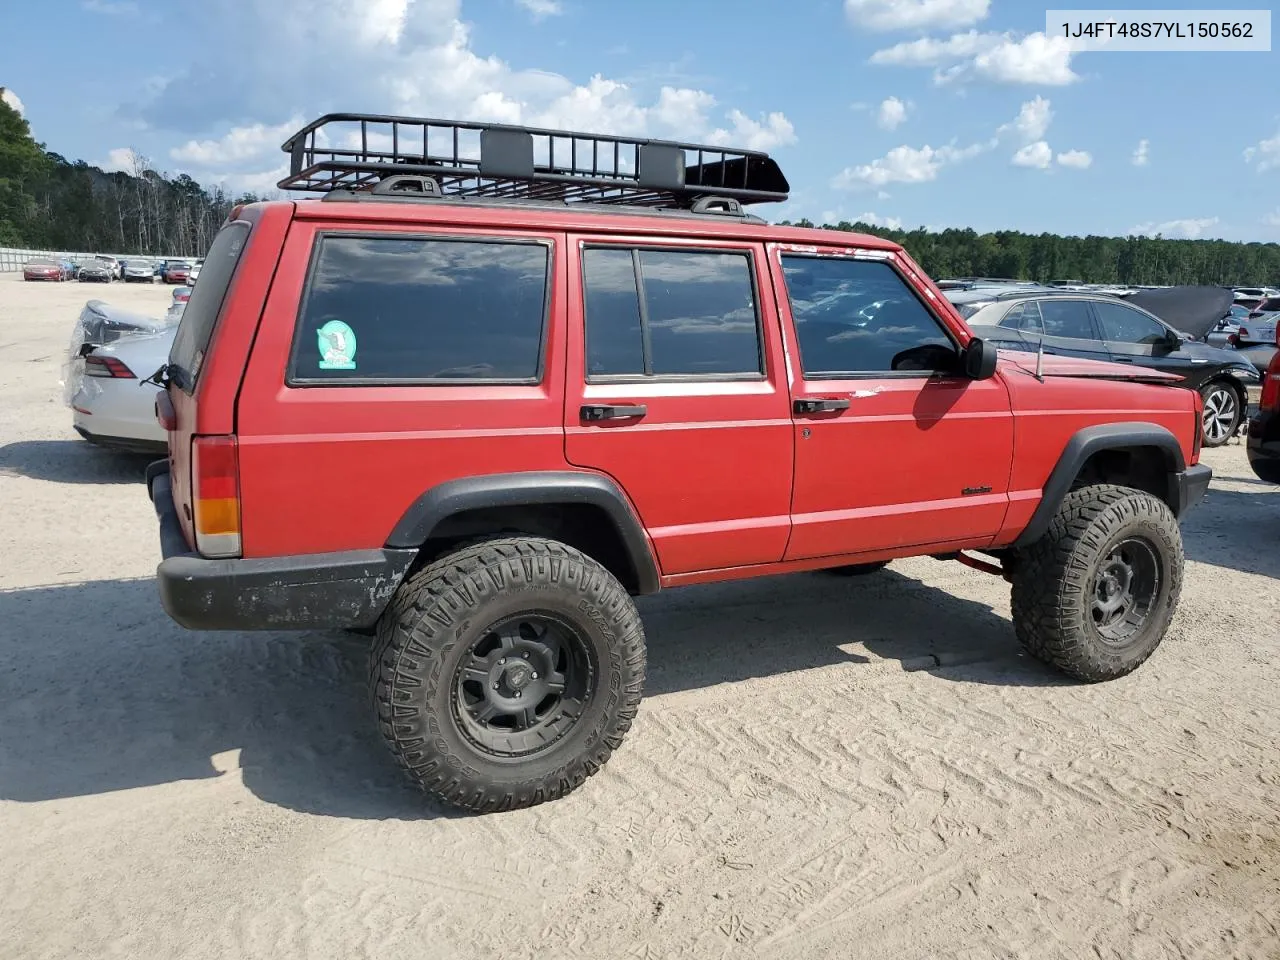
[963,337,998,380]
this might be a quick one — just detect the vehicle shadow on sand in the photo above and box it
[1180,483,1280,579]
[0,439,156,485]
[0,568,1057,819]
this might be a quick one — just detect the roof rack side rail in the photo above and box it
[278,113,790,209]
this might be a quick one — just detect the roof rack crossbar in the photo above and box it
[278,112,789,208]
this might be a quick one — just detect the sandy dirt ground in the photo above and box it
[0,270,1278,960]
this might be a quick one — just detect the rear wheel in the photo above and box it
[1199,381,1241,446]
[371,536,646,812]
[1010,484,1182,681]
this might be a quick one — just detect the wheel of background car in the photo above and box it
[1010,484,1182,681]
[1198,381,1240,447]
[370,535,646,813]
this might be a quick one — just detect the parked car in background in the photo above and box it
[123,260,156,283]
[22,258,66,281]
[94,255,123,280]
[171,285,191,306]
[1247,348,1280,483]
[1233,312,1278,348]
[187,261,202,285]
[68,326,174,454]
[63,301,180,452]
[67,299,173,355]
[76,260,114,282]
[1247,296,1280,320]
[161,260,192,284]
[959,289,1261,446]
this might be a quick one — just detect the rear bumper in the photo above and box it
[147,463,415,631]
[1174,463,1213,514]
[1247,410,1280,484]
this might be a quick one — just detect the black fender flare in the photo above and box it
[385,471,661,595]
[1011,422,1187,549]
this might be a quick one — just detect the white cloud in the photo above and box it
[855,211,904,229]
[100,148,140,173]
[845,0,989,32]
[998,95,1052,143]
[1265,209,1280,228]
[1011,141,1052,169]
[0,88,23,115]
[1129,217,1221,239]
[170,117,303,164]
[877,96,908,130]
[515,0,562,18]
[82,0,139,13]
[709,110,797,151]
[870,30,996,66]
[1056,149,1092,169]
[833,140,988,188]
[1244,130,1280,173]
[1132,138,1149,167]
[874,30,1078,86]
[144,0,793,194]
[876,189,892,200]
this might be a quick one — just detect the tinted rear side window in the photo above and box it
[168,221,250,391]
[581,247,762,379]
[290,235,550,383]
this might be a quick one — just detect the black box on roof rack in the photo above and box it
[277,113,790,209]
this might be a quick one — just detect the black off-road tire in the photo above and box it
[370,536,646,813]
[821,560,890,577]
[1010,484,1183,682]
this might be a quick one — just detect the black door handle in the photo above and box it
[580,403,648,421]
[794,397,852,414]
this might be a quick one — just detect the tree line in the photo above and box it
[780,218,1280,287]
[0,94,260,258]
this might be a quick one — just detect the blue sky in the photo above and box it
[2,0,1278,241]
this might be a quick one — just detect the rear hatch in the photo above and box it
[161,219,256,552]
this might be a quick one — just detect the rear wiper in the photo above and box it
[141,363,178,390]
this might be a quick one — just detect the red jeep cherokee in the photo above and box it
[146,114,1211,812]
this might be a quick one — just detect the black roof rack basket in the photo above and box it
[278,113,790,208]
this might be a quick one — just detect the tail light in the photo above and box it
[1261,366,1280,412]
[1191,389,1203,463]
[192,435,241,558]
[1238,326,1250,340]
[84,355,136,378]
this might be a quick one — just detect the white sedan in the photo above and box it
[64,302,180,453]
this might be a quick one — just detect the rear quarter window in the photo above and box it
[168,221,251,391]
[288,234,551,384]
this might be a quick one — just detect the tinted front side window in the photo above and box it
[582,248,762,378]
[1035,299,1098,340]
[780,256,953,375]
[1094,302,1167,345]
[291,236,549,382]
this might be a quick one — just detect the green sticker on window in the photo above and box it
[317,320,357,370]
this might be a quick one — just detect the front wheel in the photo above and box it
[371,537,646,813]
[1199,381,1241,447]
[1010,484,1183,682]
